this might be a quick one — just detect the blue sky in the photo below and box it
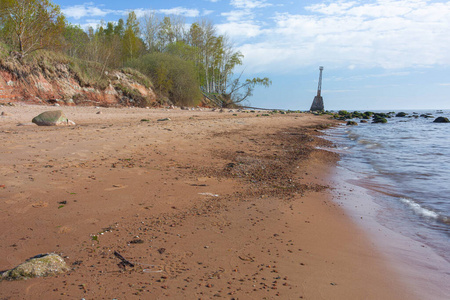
[58,0,450,110]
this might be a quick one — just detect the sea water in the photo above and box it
[322,110,450,298]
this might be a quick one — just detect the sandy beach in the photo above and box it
[0,105,418,299]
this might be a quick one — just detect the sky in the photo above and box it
[58,0,450,110]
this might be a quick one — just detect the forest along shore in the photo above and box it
[0,106,418,299]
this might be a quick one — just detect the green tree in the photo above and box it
[123,11,143,61]
[157,16,175,51]
[0,0,65,57]
[141,11,159,52]
[114,19,124,37]
[165,41,197,62]
[63,24,88,58]
[224,73,272,107]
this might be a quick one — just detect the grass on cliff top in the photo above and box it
[121,67,153,89]
[0,47,153,91]
[0,42,11,60]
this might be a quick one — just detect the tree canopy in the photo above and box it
[0,0,65,57]
[0,2,271,107]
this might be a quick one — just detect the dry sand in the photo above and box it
[0,105,418,299]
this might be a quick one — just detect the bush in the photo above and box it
[126,53,202,107]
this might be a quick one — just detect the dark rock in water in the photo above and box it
[421,114,434,118]
[32,110,75,126]
[433,117,450,123]
[360,120,368,123]
[1,253,69,280]
[346,121,358,126]
[395,112,408,117]
[372,117,387,123]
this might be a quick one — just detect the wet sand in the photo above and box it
[0,105,418,299]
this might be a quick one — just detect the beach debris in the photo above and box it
[113,251,134,268]
[96,111,102,114]
[225,162,236,169]
[1,253,69,281]
[433,117,450,123]
[157,118,171,122]
[32,201,48,208]
[143,267,163,273]
[1,111,11,116]
[238,255,255,262]
[129,239,144,244]
[31,110,75,126]
[157,248,166,254]
[199,192,219,197]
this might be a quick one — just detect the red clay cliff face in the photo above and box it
[0,64,156,106]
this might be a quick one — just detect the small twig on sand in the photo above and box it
[113,251,135,267]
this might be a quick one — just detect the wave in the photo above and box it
[400,198,439,219]
[357,139,382,149]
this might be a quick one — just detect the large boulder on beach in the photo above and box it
[32,110,75,126]
[1,253,69,281]
[433,117,450,123]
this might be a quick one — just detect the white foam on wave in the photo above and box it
[400,198,439,219]
[357,139,382,149]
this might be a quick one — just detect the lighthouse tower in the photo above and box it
[310,66,324,111]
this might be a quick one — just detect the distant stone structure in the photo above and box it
[310,66,324,111]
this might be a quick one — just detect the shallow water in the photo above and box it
[324,110,450,262]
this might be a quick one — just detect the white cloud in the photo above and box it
[221,9,254,21]
[203,9,215,16]
[231,0,272,9]
[216,22,263,38]
[78,20,102,31]
[63,3,206,21]
[62,3,119,20]
[158,7,201,18]
[331,71,412,82]
[237,0,450,73]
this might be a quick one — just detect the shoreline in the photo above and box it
[324,122,450,300]
[0,105,418,299]
[329,154,450,300]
